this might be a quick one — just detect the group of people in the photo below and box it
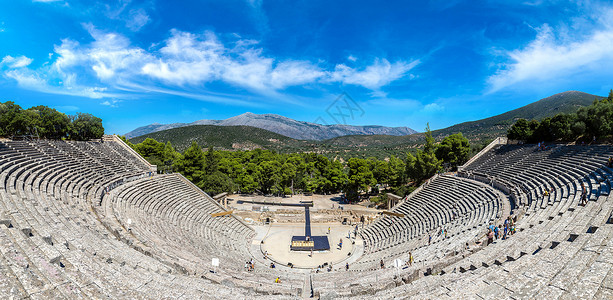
[537,142,549,151]
[485,215,516,246]
[244,259,255,272]
[315,263,333,273]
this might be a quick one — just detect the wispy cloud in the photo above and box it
[1,55,33,68]
[246,0,270,35]
[103,0,151,32]
[2,25,417,103]
[101,99,121,107]
[4,68,113,98]
[126,8,150,31]
[422,102,444,112]
[487,5,613,92]
[329,59,419,90]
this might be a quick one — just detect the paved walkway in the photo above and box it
[254,223,363,269]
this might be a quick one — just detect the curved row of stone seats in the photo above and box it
[462,144,613,207]
[100,174,306,295]
[0,139,298,298]
[314,143,613,298]
[358,175,502,258]
[101,174,254,271]
[341,193,613,299]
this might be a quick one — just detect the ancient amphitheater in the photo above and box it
[1,135,612,299]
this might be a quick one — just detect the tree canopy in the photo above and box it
[507,93,613,143]
[0,101,104,140]
[128,124,472,203]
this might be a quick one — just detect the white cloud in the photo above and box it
[246,0,270,35]
[101,99,121,107]
[487,6,613,92]
[1,55,33,68]
[103,1,151,32]
[140,29,416,91]
[329,59,419,90]
[422,103,444,112]
[126,8,150,31]
[3,26,416,101]
[4,68,112,99]
[347,55,357,62]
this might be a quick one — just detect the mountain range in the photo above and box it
[127,90,603,158]
[125,112,418,140]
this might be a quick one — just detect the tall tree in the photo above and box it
[435,133,470,170]
[345,158,376,201]
[70,113,104,140]
[175,142,205,186]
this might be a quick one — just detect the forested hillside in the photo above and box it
[124,130,471,204]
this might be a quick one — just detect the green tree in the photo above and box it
[507,118,533,140]
[0,101,25,136]
[435,133,470,170]
[135,138,165,159]
[345,158,376,201]
[259,160,282,194]
[70,113,104,140]
[175,142,205,186]
[27,106,71,139]
[387,155,405,188]
[406,124,441,184]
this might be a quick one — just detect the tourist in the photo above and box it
[270,262,275,269]
[581,182,588,206]
[380,259,385,269]
[328,227,331,234]
[465,242,470,250]
[346,262,349,271]
[409,252,414,266]
[494,225,499,240]
[486,229,494,246]
[608,156,613,168]
[429,234,432,245]
[275,277,281,284]
[444,228,448,239]
[339,239,343,250]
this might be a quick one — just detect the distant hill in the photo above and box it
[128,90,603,159]
[323,90,602,147]
[129,125,308,152]
[431,90,601,141]
[125,112,417,140]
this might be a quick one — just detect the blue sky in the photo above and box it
[1,0,613,135]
